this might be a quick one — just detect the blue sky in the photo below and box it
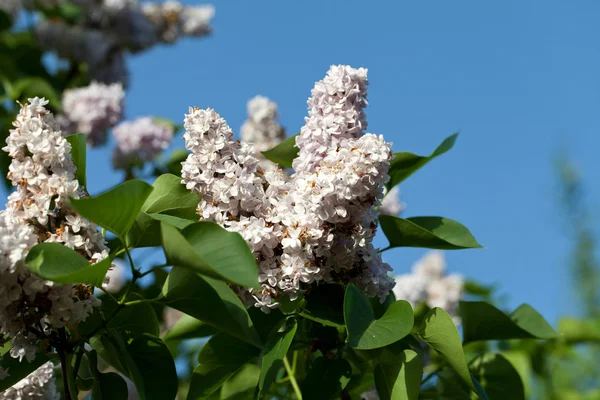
[10,0,600,324]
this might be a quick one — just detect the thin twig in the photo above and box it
[283,356,302,399]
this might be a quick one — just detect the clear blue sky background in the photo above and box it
[15,0,600,324]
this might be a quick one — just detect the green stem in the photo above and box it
[119,247,138,305]
[139,264,169,278]
[123,297,162,307]
[283,356,302,400]
[65,353,78,400]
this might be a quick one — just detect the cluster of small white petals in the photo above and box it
[142,1,214,43]
[0,98,108,363]
[241,96,285,168]
[393,251,464,322]
[60,82,125,146]
[379,186,404,216]
[0,362,59,399]
[182,66,394,311]
[293,65,368,174]
[0,0,21,21]
[112,117,174,169]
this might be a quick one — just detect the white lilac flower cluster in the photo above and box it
[59,82,125,146]
[393,251,464,322]
[379,186,404,216]
[112,117,174,169]
[142,1,215,43]
[241,96,286,153]
[241,96,286,169]
[0,362,59,399]
[33,1,213,85]
[0,98,108,366]
[182,65,395,311]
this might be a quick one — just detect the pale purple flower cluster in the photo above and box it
[182,66,394,311]
[0,98,108,365]
[0,362,59,399]
[379,186,404,216]
[60,82,125,146]
[142,1,214,43]
[32,0,213,86]
[393,251,464,322]
[112,117,174,169]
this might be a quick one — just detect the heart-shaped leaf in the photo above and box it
[25,243,111,287]
[141,174,199,219]
[161,221,258,288]
[70,180,154,240]
[379,216,482,250]
[162,267,262,347]
[344,284,414,350]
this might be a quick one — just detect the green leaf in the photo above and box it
[379,216,482,250]
[25,243,111,286]
[469,354,525,400]
[107,295,160,337]
[259,318,298,396]
[374,349,423,400]
[161,221,258,288]
[125,334,178,400]
[248,307,286,344]
[163,314,218,341]
[89,333,128,375]
[162,267,262,347]
[558,317,600,344]
[0,351,50,392]
[261,134,298,168]
[187,333,260,400]
[66,133,87,187]
[221,364,261,400]
[386,133,458,190]
[301,357,352,400]
[11,77,61,110]
[418,308,475,391]
[344,284,414,350]
[149,213,195,229]
[460,302,557,344]
[141,174,199,219]
[88,351,128,400]
[70,180,154,240]
[301,283,345,328]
